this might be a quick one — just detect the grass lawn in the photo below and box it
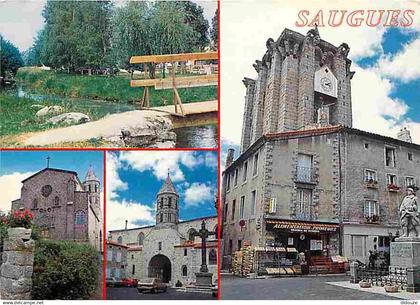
[16,69,217,104]
[0,92,135,137]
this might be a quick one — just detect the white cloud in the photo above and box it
[106,152,127,200]
[0,172,34,213]
[377,38,420,82]
[106,199,154,232]
[119,151,204,182]
[184,182,213,207]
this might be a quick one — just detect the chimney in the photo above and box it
[226,148,235,168]
[397,127,412,143]
[125,220,128,230]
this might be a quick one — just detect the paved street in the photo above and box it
[221,275,400,300]
[107,287,215,300]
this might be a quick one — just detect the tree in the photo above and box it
[211,9,218,50]
[0,35,24,77]
[181,1,209,51]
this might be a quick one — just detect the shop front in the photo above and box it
[264,219,345,273]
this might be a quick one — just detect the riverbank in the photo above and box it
[16,69,217,104]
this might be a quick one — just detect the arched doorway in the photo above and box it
[148,254,171,283]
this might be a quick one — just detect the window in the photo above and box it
[364,200,379,218]
[158,242,162,251]
[387,174,397,186]
[234,168,239,186]
[253,153,259,176]
[116,251,122,263]
[54,196,60,206]
[159,213,163,223]
[385,147,396,167]
[297,154,313,183]
[243,161,248,182]
[117,236,123,244]
[159,198,163,209]
[32,199,38,209]
[239,196,245,219]
[378,236,390,248]
[228,240,233,254]
[184,248,187,256]
[107,250,113,261]
[226,173,231,191]
[251,190,256,217]
[237,240,242,250]
[131,254,134,259]
[209,249,217,265]
[296,189,312,219]
[406,176,416,188]
[364,143,369,149]
[223,203,228,223]
[364,169,377,182]
[75,210,86,225]
[132,264,135,275]
[408,152,413,161]
[138,233,144,246]
[351,235,366,257]
[182,265,187,276]
[231,199,236,221]
[168,197,172,207]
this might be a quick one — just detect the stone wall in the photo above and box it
[0,228,34,300]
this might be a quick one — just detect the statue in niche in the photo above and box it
[400,187,420,238]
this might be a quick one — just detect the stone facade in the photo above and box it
[106,241,128,280]
[108,175,218,287]
[222,27,420,269]
[11,167,102,251]
[0,228,34,300]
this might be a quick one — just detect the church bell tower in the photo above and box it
[156,172,179,227]
[84,166,100,207]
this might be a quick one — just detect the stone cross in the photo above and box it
[46,156,51,168]
[193,220,215,273]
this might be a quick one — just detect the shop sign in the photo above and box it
[272,222,338,233]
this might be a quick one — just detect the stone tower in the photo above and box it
[156,173,179,227]
[84,166,100,206]
[241,27,354,152]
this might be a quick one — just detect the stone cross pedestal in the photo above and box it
[0,227,34,299]
[193,220,215,288]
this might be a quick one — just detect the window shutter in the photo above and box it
[269,198,277,214]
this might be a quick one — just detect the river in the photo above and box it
[14,87,218,148]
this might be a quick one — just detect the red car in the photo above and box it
[121,278,138,287]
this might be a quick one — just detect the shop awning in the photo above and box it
[286,247,298,252]
[266,220,339,233]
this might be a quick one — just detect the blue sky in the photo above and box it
[106,150,217,231]
[0,150,104,212]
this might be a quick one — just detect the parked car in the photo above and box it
[106,277,122,287]
[212,277,218,297]
[121,278,138,287]
[137,278,167,293]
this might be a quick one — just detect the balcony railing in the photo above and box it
[295,166,315,183]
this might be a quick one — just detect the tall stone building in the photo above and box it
[108,174,218,286]
[11,166,103,251]
[222,27,420,271]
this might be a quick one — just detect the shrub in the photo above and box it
[8,208,33,228]
[32,239,99,300]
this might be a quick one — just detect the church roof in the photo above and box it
[158,173,178,195]
[85,166,99,182]
[22,168,78,183]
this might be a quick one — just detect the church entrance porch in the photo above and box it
[148,254,172,283]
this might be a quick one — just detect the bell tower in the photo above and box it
[84,166,100,207]
[156,172,179,227]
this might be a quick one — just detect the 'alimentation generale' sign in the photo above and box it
[267,220,339,233]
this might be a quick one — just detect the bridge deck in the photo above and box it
[148,100,218,116]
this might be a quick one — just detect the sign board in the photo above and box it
[310,239,323,251]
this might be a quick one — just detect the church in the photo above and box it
[107,173,218,287]
[221,27,420,273]
[11,166,103,252]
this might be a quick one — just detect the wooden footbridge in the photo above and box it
[129,51,218,121]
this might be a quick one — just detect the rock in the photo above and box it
[36,105,64,117]
[47,112,91,125]
[30,104,44,109]
[118,116,176,148]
